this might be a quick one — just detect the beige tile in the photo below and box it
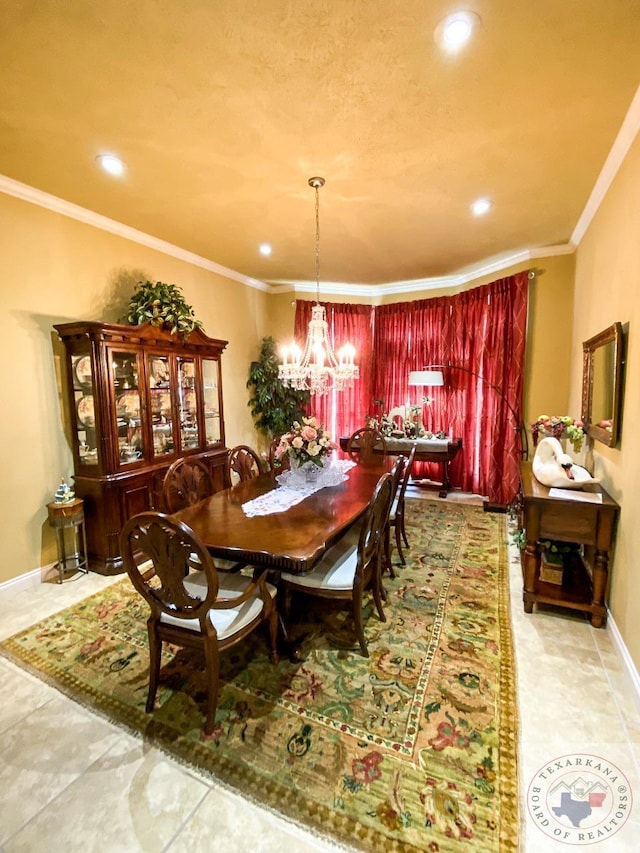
[0,695,122,844]
[169,786,347,853]
[5,736,210,853]
[0,658,59,732]
[519,700,627,745]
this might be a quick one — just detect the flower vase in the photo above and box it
[289,457,322,486]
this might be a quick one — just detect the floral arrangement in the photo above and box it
[531,415,585,453]
[275,417,335,467]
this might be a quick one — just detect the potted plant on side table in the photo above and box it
[538,539,581,585]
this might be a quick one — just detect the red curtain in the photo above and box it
[289,272,529,504]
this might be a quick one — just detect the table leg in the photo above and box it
[438,460,451,498]
[591,549,609,628]
[55,526,66,584]
[80,518,89,573]
[522,539,538,614]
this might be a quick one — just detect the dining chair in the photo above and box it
[163,456,214,513]
[120,512,279,736]
[387,445,416,569]
[382,455,407,581]
[346,427,388,466]
[268,436,291,471]
[226,444,263,485]
[163,457,243,572]
[279,471,394,657]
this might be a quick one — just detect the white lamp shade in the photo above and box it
[408,369,444,387]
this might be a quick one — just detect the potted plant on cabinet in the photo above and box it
[125,280,203,336]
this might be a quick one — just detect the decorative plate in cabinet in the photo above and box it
[76,395,95,427]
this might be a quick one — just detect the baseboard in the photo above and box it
[0,564,54,600]
[606,609,640,713]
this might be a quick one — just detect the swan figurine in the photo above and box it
[532,436,600,489]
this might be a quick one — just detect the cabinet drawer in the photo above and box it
[539,511,595,545]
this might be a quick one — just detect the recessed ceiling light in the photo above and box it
[471,197,493,216]
[259,243,272,257]
[95,153,125,176]
[434,11,481,51]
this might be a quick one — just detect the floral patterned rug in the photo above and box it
[1,500,517,852]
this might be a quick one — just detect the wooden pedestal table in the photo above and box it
[519,462,620,627]
[47,498,90,583]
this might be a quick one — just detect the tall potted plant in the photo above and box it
[246,337,310,439]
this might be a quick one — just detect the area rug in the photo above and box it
[1,499,518,852]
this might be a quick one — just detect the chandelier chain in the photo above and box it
[315,182,321,304]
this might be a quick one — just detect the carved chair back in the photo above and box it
[226,444,263,485]
[162,457,214,513]
[346,428,388,466]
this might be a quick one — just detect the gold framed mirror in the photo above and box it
[581,322,624,447]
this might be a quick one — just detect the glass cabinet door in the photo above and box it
[177,357,199,449]
[202,358,221,444]
[72,354,99,466]
[148,356,175,458]
[112,352,144,465]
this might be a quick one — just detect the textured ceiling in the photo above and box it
[1,1,640,288]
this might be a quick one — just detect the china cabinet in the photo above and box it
[54,321,228,574]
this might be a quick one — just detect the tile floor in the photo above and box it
[1,492,639,852]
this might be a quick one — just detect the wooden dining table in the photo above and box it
[171,461,389,574]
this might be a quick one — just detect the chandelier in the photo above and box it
[278,177,359,396]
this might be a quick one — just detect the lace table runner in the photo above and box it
[242,459,356,517]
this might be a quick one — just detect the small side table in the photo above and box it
[47,498,90,583]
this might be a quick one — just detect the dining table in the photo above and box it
[170,460,390,575]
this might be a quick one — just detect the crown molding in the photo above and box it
[571,82,640,246]
[0,174,271,293]
[269,243,575,298]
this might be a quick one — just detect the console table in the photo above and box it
[519,462,620,627]
[339,436,462,497]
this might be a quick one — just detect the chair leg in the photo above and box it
[146,617,162,714]
[203,635,220,736]
[400,511,410,548]
[267,605,280,664]
[352,584,369,657]
[385,527,396,578]
[372,569,387,624]
[395,521,406,565]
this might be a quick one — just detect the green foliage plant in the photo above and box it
[246,337,310,439]
[126,280,203,336]
[537,538,580,564]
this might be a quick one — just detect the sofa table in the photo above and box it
[519,462,620,627]
[339,436,462,497]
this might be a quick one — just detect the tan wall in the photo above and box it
[0,193,269,583]
[569,133,640,669]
